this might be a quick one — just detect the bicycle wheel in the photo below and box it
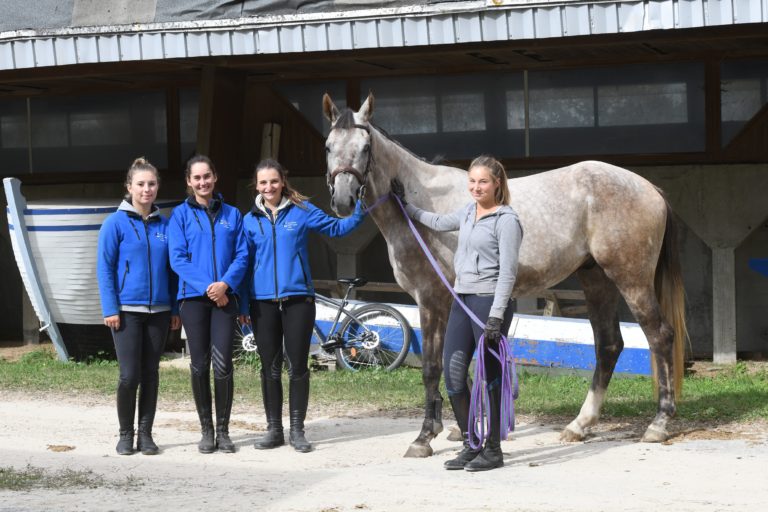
[335,304,411,371]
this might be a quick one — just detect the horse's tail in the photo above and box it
[653,196,688,399]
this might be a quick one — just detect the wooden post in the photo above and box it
[196,66,247,201]
[22,290,39,345]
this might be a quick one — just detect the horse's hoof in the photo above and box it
[404,443,433,458]
[560,427,585,442]
[641,426,668,443]
[446,425,462,442]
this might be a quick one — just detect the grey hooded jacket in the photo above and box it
[405,201,523,319]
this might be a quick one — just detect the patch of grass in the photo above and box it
[2,349,768,423]
[0,465,142,491]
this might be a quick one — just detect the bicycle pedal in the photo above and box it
[320,340,345,351]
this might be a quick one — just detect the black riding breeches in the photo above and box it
[112,311,171,390]
[249,297,315,379]
[442,295,515,396]
[179,296,238,378]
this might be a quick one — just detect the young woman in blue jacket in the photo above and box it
[97,157,181,456]
[168,155,248,454]
[240,159,365,453]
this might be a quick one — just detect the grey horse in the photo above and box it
[323,93,687,458]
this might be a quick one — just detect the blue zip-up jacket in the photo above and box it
[168,194,249,301]
[97,201,178,317]
[240,196,365,310]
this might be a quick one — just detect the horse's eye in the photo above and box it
[325,145,331,153]
[363,144,370,153]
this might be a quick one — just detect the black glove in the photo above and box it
[390,178,406,205]
[484,316,503,346]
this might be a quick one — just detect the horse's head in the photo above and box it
[323,93,375,217]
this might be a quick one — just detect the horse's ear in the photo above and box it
[359,92,375,122]
[322,93,340,124]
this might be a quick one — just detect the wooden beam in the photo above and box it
[196,66,247,201]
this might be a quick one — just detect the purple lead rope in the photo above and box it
[383,194,518,450]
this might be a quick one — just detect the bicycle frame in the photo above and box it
[314,284,373,346]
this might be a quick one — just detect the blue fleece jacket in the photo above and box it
[168,194,249,301]
[240,196,365,310]
[97,201,178,317]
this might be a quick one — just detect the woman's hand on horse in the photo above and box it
[484,316,503,346]
[104,315,120,330]
[390,178,406,205]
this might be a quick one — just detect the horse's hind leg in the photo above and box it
[404,307,446,458]
[617,284,676,443]
[561,264,624,442]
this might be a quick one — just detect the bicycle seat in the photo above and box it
[337,277,368,288]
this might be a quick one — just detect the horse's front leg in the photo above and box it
[404,310,446,458]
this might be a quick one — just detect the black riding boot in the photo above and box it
[136,379,159,455]
[190,367,215,454]
[214,371,235,453]
[465,386,504,472]
[116,382,136,455]
[288,372,312,453]
[254,375,284,450]
[444,390,481,470]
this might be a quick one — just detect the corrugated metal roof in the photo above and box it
[1,0,766,71]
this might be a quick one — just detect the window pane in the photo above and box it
[29,92,167,173]
[506,89,525,130]
[530,86,593,128]
[274,81,346,135]
[70,110,131,146]
[721,79,761,122]
[375,95,437,135]
[442,93,485,132]
[721,59,768,146]
[31,112,68,148]
[529,63,704,156]
[0,99,29,175]
[1,113,28,148]
[598,83,688,126]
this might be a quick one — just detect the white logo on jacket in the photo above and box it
[218,219,232,230]
[283,221,298,231]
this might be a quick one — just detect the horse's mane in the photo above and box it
[335,107,462,170]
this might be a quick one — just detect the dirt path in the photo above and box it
[2,395,767,512]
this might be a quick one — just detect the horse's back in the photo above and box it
[510,161,666,293]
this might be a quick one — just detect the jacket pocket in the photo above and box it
[297,253,310,290]
[119,261,130,293]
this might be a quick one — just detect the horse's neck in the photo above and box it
[371,129,441,185]
[363,129,459,271]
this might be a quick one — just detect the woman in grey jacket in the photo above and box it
[392,155,522,472]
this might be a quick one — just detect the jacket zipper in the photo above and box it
[120,261,130,293]
[269,211,279,301]
[209,211,219,281]
[144,220,153,312]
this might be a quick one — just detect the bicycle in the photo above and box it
[237,277,412,371]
